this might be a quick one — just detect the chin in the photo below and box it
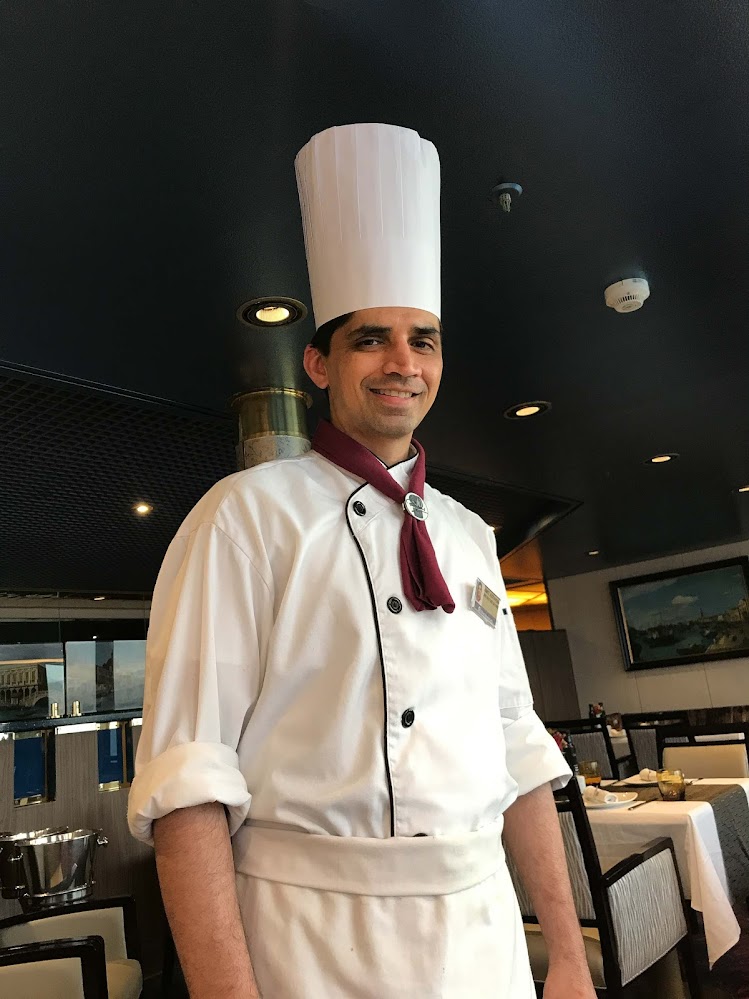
[374,417,419,438]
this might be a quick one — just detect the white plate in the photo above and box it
[622,775,659,787]
[583,792,638,809]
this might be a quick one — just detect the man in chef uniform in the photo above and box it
[128,123,596,999]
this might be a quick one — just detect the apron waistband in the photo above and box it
[233,819,505,897]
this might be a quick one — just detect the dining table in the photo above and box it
[588,777,749,967]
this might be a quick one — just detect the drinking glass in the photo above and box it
[657,769,686,801]
[578,760,601,787]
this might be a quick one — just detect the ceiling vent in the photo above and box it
[604,278,650,313]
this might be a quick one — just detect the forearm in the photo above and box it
[154,802,260,999]
[503,783,590,975]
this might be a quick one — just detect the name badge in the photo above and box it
[471,578,500,628]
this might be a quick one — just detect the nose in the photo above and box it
[381,337,421,379]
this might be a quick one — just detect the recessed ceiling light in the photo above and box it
[237,297,307,328]
[647,453,679,464]
[133,502,153,516]
[587,550,600,556]
[738,485,749,493]
[257,305,290,323]
[93,596,106,601]
[504,400,551,420]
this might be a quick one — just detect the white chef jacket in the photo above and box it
[128,447,569,844]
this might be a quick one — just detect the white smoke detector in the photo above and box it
[604,278,650,313]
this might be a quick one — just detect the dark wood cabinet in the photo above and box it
[518,629,579,722]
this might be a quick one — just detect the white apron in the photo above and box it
[233,819,535,998]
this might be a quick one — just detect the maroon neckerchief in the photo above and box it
[312,419,455,614]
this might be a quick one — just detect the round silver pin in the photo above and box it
[403,492,428,521]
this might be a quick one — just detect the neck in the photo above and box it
[329,419,412,467]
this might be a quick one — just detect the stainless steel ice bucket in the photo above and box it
[15,828,108,907]
[0,828,68,899]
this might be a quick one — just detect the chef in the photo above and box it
[128,123,596,999]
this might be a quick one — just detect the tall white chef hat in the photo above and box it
[295,123,440,331]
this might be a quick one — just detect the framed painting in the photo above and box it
[611,557,749,671]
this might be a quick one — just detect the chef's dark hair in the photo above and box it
[308,313,353,356]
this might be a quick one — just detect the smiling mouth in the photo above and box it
[369,389,419,399]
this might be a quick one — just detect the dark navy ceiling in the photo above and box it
[0,365,577,593]
[2,0,749,587]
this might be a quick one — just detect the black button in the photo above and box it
[401,708,415,728]
[353,500,366,516]
[387,596,403,614]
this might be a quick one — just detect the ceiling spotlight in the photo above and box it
[490,181,523,213]
[504,400,551,420]
[587,550,600,556]
[647,453,679,464]
[237,297,307,328]
[133,502,153,516]
[257,305,290,323]
[93,596,106,601]
[738,485,749,493]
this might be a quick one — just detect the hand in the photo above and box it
[543,959,597,998]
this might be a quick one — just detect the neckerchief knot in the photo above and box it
[312,420,455,613]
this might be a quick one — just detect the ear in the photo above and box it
[303,344,330,389]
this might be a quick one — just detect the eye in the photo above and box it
[353,336,383,348]
[412,338,436,351]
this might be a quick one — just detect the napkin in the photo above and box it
[639,768,658,781]
[583,786,618,804]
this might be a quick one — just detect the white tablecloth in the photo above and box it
[589,777,749,967]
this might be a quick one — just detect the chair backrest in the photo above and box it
[505,780,622,986]
[658,723,749,777]
[0,905,128,962]
[621,712,689,771]
[506,781,609,923]
[0,937,106,999]
[545,718,618,779]
[507,808,597,921]
[0,955,88,999]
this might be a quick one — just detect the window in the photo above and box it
[13,730,55,806]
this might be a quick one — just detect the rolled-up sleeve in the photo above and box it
[494,562,571,797]
[128,521,272,846]
[501,706,571,796]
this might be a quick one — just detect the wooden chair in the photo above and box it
[656,723,749,778]
[0,895,142,998]
[621,712,690,772]
[506,780,701,998]
[546,717,636,780]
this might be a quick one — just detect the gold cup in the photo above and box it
[579,760,601,787]
[657,769,686,801]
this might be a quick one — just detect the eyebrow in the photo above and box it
[344,323,442,342]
